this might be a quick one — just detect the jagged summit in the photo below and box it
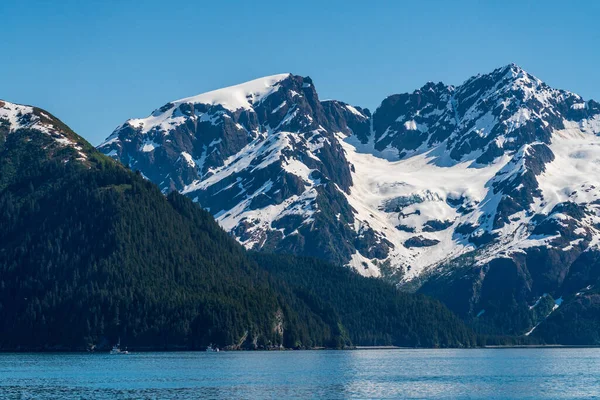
[491,62,526,74]
[468,62,533,83]
[383,63,533,107]
[369,62,600,165]
[458,62,551,103]
[418,81,449,93]
[111,73,296,136]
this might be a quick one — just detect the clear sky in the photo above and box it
[2,0,599,145]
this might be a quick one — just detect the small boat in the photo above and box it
[206,344,219,352]
[110,339,130,355]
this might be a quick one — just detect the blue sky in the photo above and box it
[2,0,599,145]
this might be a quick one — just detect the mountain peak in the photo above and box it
[488,62,526,76]
[171,73,292,113]
[418,81,451,94]
[116,73,300,135]
[0,100,92,161]
[493,63,542,86]
[1,100,54,134]
[502,62,524,72]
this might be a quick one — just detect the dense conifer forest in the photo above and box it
[252,253,477,347]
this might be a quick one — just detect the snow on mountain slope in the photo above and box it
[116,73,292,136]
[0,100,88,160]
[176,73,291,112]
[340,132,512,279]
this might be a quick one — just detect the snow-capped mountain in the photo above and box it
[99,73,386,272]
[100,64,600,335]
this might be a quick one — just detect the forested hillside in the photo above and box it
[253,253,477,347]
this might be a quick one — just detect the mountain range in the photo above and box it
[98,64,600,339]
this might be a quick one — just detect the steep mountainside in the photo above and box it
[99,65,600,340]
[99,75,384,272]
[0,100,476,350]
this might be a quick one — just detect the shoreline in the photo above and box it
[3,344,600,354]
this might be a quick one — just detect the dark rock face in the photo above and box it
[355,226,394,259]
[490,143,556,229]
[396,224,416,233]
[422,219,453,232]
[405,236,440,248]
[372,82,454,157]
[321,100,371,143]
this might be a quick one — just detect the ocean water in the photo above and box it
[0,349,599,399]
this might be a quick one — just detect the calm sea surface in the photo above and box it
[1,349,599,399]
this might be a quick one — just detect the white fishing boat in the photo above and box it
[110,339,129,355]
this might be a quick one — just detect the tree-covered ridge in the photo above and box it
[0,131,277,349]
